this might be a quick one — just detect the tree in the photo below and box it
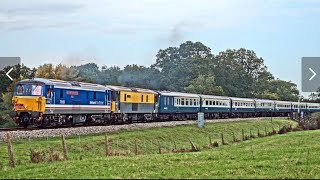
[35,64,55,79]
[308,92,318,101]
[72,63,100,83]
[152,41,214,91]
[214,48,274,98]
[54,64,80,81]
[118,64,161,90]
[99,65,122,85]
[261,79,299,101]
[185,74,224,95]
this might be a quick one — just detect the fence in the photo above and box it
[0,123,296,169]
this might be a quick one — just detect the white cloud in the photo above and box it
[0,0,273,32]
[1,0,319,34]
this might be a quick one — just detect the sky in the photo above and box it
[0,0,320,97]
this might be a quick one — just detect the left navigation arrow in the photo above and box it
[6,68,13,81]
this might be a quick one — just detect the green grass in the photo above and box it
[0,118,301,178]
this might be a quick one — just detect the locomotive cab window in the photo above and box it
[17,84,24,95]
[47,89,52,98]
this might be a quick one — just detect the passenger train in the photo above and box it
[10,78,320,128]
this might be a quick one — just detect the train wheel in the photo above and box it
[20,114,29,128]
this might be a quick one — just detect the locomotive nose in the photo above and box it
[12,96,46,113]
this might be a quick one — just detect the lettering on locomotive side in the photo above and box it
[89,101,104,105]
[66,91,79,95]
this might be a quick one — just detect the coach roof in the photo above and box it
[158,91,200,98]
[106,85,157,94]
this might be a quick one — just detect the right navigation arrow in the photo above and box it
[309,68,316,81]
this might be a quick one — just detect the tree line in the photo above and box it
[1,41,312,107]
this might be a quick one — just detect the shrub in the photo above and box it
[278,126,287,134]
[48,149,63,162]
[30,149,46,163]
[213,141,219,147]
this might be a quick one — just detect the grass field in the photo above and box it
[1,118,312,179]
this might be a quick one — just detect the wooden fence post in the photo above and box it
[158,141,162,154]
[189,138,198,151]
[242,129,245,141]
[6,132,15,168]
[105,135,109,157]
[265,127,267,136]
[221,132,225,145]
[135,139,138,155]
[208,135,213,147]
[61,135,68,160]
[232,131,236,142]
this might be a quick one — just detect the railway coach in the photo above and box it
[12,78,112,128]
[106,85,158,123]
[199,94,231,119]
[254,99,275,117]
[157,91,200,121]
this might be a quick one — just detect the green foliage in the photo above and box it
[2,92,13,110]
[153,41,214,91]
[262,79,299,101]
[185,74,224,95]
[118,64,161,89]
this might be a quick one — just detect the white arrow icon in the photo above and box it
[6,68,13,81]
[309,68,316,81]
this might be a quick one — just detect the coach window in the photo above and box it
[186,98,189,105]
[124,94,127,101]
[164,97,166,105]
[141,95,144,102]
[60,89,64,99]
[193,99,196,106]
[93,92,97,101]
[205,100,208,106]
[146,95,149,102]
[181,98,185,105]
[168,97,171,105]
